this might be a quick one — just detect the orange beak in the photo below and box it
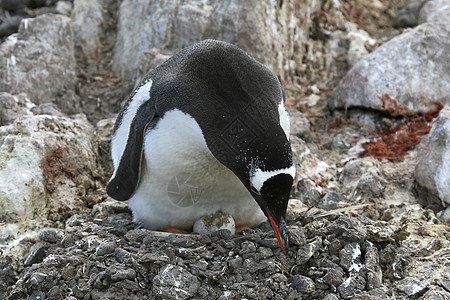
[267,210,289,253]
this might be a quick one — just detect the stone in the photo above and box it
[395,277,429,296]
[0,114,97,270]
[0,92,35,126]
[338,158,386,200]
[318,191,349,209]
[0,14,80,114]
[55,1,73,16]
[124,229,150,243]
[96,241,116,256]
[365,243,382,290]
[291,274,315,293]
[418,0,450,24]
[339,243,363,271]
[292,178,322,208]
[288,226,307,247]
[153,264,200,299]
[0,15,22,38]
[415,105,450,212]
[71,0,103,71]
[39,228,64,243]
[112,0,321,82]
[346,23,375,68]
[290,136,331,185]
[330,22,450,115]
[23,242,46,267]
[394,0,424,28]
[193,212,236,236]
[296,237,322,265]
[289,111,311,141]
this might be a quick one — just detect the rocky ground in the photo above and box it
[0,0,449,299]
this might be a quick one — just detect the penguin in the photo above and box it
[107,40,296,253]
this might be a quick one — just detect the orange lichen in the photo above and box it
[361,101,444,161]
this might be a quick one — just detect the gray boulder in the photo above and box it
[0,14,80,114]
[112,0,320,82]
[330,22,450,115]
[415,105,450,212]
[418,0,450,23]
[71,0,103,71]
[0,92,35,126]
[0,114,98,266]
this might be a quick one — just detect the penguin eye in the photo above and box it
[250,184,260,195]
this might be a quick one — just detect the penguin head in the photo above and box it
[249,172,294,253]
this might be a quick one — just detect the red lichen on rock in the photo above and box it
[43,147,77,193]
[379,94,412,116]
[361,101,444,161]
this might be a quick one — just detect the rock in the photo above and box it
[418,0,450,24]
[322,294,339,300]
[0,92,35,126]
[338,158,386,201]
[153,264,200,299]
[296,237,322,265]
[289,226,307,247]
[112,0,320,82]
[395,277,429,296]
[0,14,80,114]
[290,136,331,185]
[193,212,236,236]
[0,114,98,270]
[330,22,450,115]
[0,15,23,38]
[291,274,315,293]
[318,191,349,209]
[338,274,366,299]
[415,105,450,212]
[71,0,103,71]
[289,111,311,141]
[394,0,424,28]
[23,242,46,267]
[96,241,116,256]
[346,23,375,68]
[291,178,322,208]
[55,1,73,16]
[339,242,363,271]
[39,228,64,243]
[365,243,382,290]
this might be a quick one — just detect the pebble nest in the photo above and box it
[6,200,412,300]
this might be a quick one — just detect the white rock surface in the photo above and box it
[330,22,450,115]
[112,0,321,82]
[0,114,97,264]
[415,105,450,212]
[418,0,450,23]
[71,0,103,71]
[0,14,79,114]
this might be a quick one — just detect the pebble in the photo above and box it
[296,237,322,265]
[95,241,116,256]
[23,242,46,267]
[289,226,307,247]
[291,274,315,293]
[39,227,64,243]
[152,264,200,299]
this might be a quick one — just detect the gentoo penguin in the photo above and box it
[107,40,296,253]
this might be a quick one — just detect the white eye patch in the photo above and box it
[250,165,296,192]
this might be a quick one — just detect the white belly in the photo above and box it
[128,109,265,230]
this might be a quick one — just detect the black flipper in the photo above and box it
[107,100,159,201]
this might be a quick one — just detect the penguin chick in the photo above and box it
[107,40,296,253]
